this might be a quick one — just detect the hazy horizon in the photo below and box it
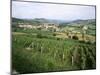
[12,1,96,21]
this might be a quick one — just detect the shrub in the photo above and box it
[79,40,85,43]
[53,33,56,36]
[72,36,79,40]
[56,38,61,40]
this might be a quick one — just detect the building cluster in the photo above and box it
[18,22,59,31]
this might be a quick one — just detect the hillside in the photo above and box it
[12,17,95,26]
[12,17,66,25]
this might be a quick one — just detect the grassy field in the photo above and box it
[12,28,96,74]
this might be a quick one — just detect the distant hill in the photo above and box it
[12,17,67,24]
[12,18,41,26]
[12,17,96,27]
[12,18,24,22]
[68,19,96,26]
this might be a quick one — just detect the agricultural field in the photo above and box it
[12,18,96,74]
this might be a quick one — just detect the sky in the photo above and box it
[12,1,96,21]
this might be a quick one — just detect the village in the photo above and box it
[18,22,59,31]
[14,21,95,43]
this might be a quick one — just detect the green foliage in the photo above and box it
[12,32,96,74]
[53,33,56,36]
[72,36,79,40]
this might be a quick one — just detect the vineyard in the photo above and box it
[12,29,96,74]
[11,1,96,74]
